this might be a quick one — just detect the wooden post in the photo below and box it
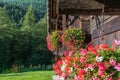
[62,15,66,30]
[78,16,82,28]
[62,15,68,51]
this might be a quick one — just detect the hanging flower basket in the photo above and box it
[46,31,62,52]
[62,27,85,49]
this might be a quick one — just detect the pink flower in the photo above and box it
[118,77,120,80]
[114,65,120,71]
[88,64,94,70]
[79,77,84,80]
[98,65,106,71]
[96,53,100,57]
[98,71,104,77]
[80,49,87,55]
[74,75,83,80]
[68,51,73,57]
[115,39,120,45]
[110,59,116,66]
[106,77,113,80]
[85,63,89,67]
[93,77,100,80]
[80,57,84,63]
[61,73,66,78]
[74,64,79,69]
[64,51,67,56]
[104,61,110,68]
[74,75,79,80]
[97,62,106,71]
[118,63,120,66]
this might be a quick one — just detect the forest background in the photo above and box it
[0,0,53,73]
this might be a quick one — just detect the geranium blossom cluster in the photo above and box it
[46,27,120,79]
[62,27,85,49]
[46,27,85,52]
[53,44,120,80]
[46,31,62,52]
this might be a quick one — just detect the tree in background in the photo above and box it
[29,14,53,66]
[20,5,35,66]
[21,4,35,29]
[0,7,16,70]
[0,0,47,25]
[0,7,12,27]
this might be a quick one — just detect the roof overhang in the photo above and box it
[58,0,120,15]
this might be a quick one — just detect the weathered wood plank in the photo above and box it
[59,0,103,9]
[92,17,120,39]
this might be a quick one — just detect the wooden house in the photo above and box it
[48,0,120,49]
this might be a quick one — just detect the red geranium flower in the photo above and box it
[88,46,96,54]
[99,44,108,50]
[78,69,85,77]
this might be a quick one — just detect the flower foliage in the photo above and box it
[53,44,120,80]
[46,31,62,52]
[62,27,85,48]
[47,27,120,79]
[46,27,85,52]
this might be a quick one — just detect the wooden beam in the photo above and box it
[59,9,120,15]
[58,0,103,9]
[96,0,120,8]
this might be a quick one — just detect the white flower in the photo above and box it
[58,75,65,80]
[68,67,73,73]
[60,76,65,80]
[89,67,94,71]
[84,68,88,71]
[70,67,73,72]
[96,56,103,62]
[60,61,66,72]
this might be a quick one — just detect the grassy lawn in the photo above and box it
[0,71,54,80]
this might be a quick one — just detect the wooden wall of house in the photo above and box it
[90,15,120,46]
[93,31,120,46]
